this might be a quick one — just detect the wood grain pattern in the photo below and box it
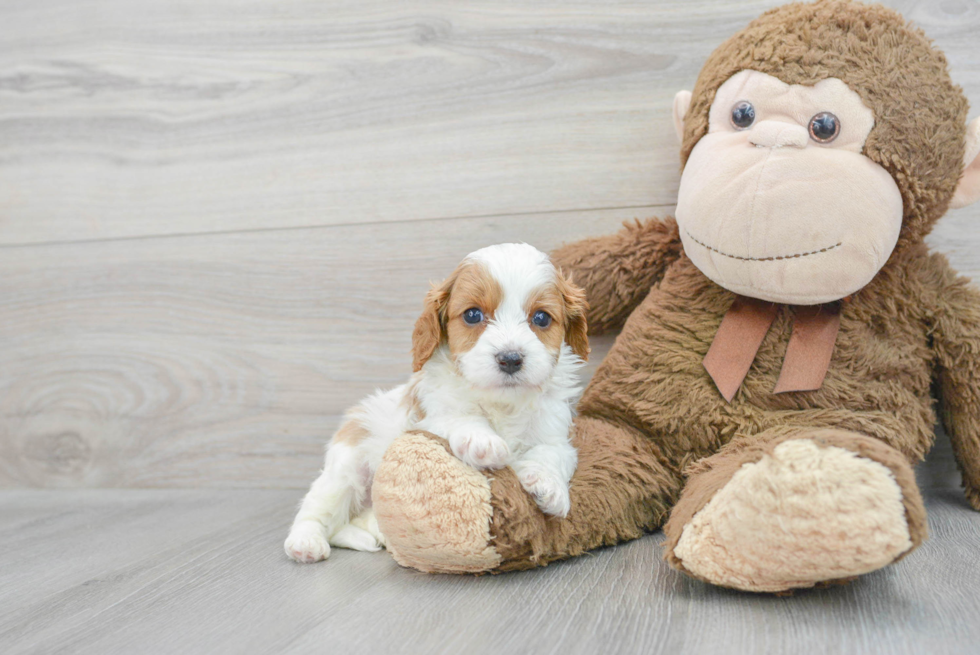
[1,485,978,655]
[0,0,977,245]
[1,0,979,492]
[3,1,980,648]
[0,208,628,488]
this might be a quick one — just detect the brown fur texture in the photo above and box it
[412,269,458,372]
[554,269,591,360]
[411,258,590,370]
[331,415,371,445]
[681,0,968,252]
[372,0,980,590]
[479,238,976,574]
[443,262,500,357]
[521,272,590,360]
[488,417,680,571]
[551,218,684,335]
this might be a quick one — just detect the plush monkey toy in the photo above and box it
[371,0,980,592]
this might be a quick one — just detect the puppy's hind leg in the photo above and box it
[324,385,406,553]
[351,507,386,547]
[284,442,359,563]
[331,508,385,552]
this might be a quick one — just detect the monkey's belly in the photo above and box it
[577,257,936,467]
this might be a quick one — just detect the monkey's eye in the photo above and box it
[808,112,840,143]
[462,308,484,325]
[531,310,552,328]
[730,101,756,130]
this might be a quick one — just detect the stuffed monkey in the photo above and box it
[371,0,980,592]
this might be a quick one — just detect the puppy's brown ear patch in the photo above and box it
[558,269,590,361]
[412,271,457,372]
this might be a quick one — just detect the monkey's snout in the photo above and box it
[749,120,809,149]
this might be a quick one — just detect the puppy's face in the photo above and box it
[412,243,589,390]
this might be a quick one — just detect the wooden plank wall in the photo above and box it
[2,0,979,488]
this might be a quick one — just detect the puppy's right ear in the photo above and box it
[411,271,456,372]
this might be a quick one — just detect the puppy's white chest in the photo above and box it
[480,401,536,444]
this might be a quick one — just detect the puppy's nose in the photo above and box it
[495,351,523,375]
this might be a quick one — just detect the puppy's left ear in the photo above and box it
[558,269,590,361]
[411,270,456,372]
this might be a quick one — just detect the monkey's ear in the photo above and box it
[411,272,456,372]
[951,116,980,210]
[673,90,692,144]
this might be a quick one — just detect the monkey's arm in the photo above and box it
[550,217,683,335]
[930,256,980,511]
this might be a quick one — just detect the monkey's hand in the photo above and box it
[550,217,683,335]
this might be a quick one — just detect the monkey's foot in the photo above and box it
[663,430,926,593]
[372,432,502,573]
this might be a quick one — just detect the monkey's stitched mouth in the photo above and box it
[685,230,842,262]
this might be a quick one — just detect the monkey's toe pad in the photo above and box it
[373,431,502,574]
[672,439,913,593]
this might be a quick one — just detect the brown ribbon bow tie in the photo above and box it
[703,295,842,402]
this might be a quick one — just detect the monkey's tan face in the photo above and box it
[675,70,904,305]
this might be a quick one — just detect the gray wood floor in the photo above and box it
[2,449,979,655]
[3,0,980,653]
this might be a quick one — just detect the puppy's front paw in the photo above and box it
[449,430,511,470]
[284,521,331,563]
[516,464,571,517]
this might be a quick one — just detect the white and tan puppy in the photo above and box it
[285,243,590,563]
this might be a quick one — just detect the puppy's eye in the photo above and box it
[462,308,484,325]
[730,101,755,130]
[808,112,840,143]
[531,311,552,328]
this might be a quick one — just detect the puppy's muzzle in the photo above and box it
[495,351,523,375]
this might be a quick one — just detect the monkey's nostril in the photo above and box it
[495,351,523,374]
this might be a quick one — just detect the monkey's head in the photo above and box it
[673,0,980,305]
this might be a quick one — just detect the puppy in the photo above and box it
[285,243,589,563]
